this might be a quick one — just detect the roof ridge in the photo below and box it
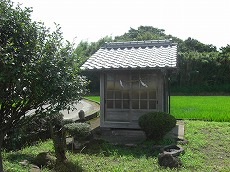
[101,39,176,49]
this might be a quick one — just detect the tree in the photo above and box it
[0,0,87,170]
[75,36,113,93]
[220,44,230,56]
[74,36,113,65]
[114,26,186,52]
[183,37,217,53]
[114,26,167,41]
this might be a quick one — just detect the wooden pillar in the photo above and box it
[100,72,105,127]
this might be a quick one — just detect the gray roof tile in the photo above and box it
[81,40,177,70]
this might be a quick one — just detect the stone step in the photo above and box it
[111,129,145,137]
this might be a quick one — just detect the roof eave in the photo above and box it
[80,66,177,72]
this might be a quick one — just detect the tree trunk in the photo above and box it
[53,128,67,163]
[0,133,5,172]
[49,123,67,163]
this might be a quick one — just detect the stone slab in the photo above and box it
[91,120,185,145]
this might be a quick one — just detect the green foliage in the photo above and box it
[173,51,230,92]
[138,112,176,140]
[0,0,89,162]
[3,112,73,150]
[183,37,217,52]
[3,116,50,150]
[76,36,112,93]
[114,26,185,52]
[114,26,166,41]
[0,0,88,163]
[62,119,74,126]
[64,122,91,141]
[171,83,230,94]
[81,70,100,93]
[75,36,113,65]
[220,44,230,56]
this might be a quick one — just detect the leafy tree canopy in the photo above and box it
[220,44,230,58]
[183,37,217,53]
[114,26,217,53]
[74,36,113,65]
[76,25,229,94]
[0,0,88,170]
[114,26,166,41]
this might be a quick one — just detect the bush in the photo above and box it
[61,119,74,126]
[138,112,176,140]
[64,122,91,141]
[3,115,51,150]
[3,113,70,150]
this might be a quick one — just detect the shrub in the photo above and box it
[3,113,69,150]
[64,122,91,141]
[61,119,74,126]
[3,115,51,150]
[138,112,176,140]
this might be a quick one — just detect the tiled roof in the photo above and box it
[81,40,177,70]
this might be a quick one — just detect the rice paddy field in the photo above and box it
[171,96,230,122]
[85,96,230,122]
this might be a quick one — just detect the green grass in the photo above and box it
[85,95,230,122]
[171,96,230,122]
[3,120,230,171]
[3,141,53,172]
[84,96,100,103]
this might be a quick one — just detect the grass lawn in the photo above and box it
[84,96,100,103]
[85,95,230,122]
[3,120,230,171]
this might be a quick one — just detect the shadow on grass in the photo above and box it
[55,160,84,172]
[6,152,84,172]
[73,138,176,159]
[6,153,34,163]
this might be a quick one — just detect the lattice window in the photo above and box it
[106,72,158,110]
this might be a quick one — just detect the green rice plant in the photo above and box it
[171,96,230,122]
[85,96,230,121]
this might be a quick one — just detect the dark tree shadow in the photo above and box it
[6,153,34,163]
[6,152,84,172]
[72,137,177,159]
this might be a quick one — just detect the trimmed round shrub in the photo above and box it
[64,122,91,141]
[138,112,176,140]
[61,119,74,126]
